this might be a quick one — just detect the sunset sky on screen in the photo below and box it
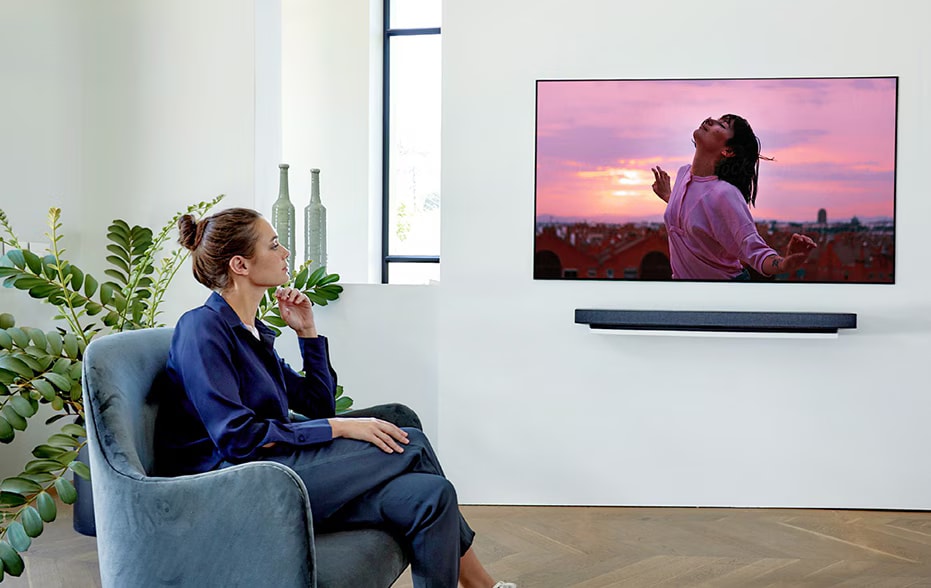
[535,78,897,224]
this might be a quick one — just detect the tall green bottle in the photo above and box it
[304,168,327,273]
[271,163,295,274]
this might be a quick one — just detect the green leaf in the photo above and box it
[54,477,77,504]
[12,276,47,291]
[0,314,14,329]
[105,255,130,274]
[36,491,57,522]
[7,328,29,348]
[85,301,103,315]
[61,423,85,437]
[62,333,78,359]
[108,219,131,237]
[22,250,43,275]
[316,285,341,300]
[306,292,327,306]
[7,522,30,552]
[21,472,55,485]
[104,268,127,284]
[69,461,91,480]
[0,492,26,507]
[317,273,341,287]
[45,330,62,356]
[51,396,64,411]
[0,356,32,378]
[293,266,309,289]
[0,477,41,495]
[51,358,71,375]
[54,450,78,466]
[0,330,12,350]
[306,266,327,286]
[14,352,43,372]
[21,506,43,538]
[0,417,14,443]
[102,310,119,327]
[99,282,115,305]
[44,371,72,392]
[1,406,27,431]
[47,434,79,448]
[335,396,354,413]
[42,255,58,279]
[131,242,151,257]
[10,395,36,418]
[24,460,63,475]
[32,445,65,459]
[105,243,129,262]
[0,541,24,576]
[67,265,84,290]
[265,316,287,328]
[28,283,62,299]
[111,291,127,311]
[83,273,98,298]
[33,379,56,401]
[24,328,46,350]
[4,249,26,270]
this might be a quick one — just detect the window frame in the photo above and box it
[381,0,441,284]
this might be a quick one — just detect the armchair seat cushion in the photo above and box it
[315,529,407,588]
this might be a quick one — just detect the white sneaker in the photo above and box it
[493,583,517,588]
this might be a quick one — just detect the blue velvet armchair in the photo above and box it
[82,327,409,587]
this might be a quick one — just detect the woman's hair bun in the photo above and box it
[177,214,200,250]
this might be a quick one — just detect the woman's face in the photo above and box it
[243,218,291,288]
[693,116,735,156]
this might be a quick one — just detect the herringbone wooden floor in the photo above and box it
[8,503,931,586]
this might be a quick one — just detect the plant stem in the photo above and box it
[46,211,90,346]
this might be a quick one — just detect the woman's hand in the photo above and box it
[785,233,817,258]
[763,234,818,276]
[276,287,318,338]
[328,417,410,453]
[651,166,671,202]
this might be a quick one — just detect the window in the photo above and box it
[382,0,441,284]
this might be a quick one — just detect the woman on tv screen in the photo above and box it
[651,114,817,280]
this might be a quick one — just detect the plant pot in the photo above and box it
[72,444,96,536]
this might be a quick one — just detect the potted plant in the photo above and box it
[0,199,346,580]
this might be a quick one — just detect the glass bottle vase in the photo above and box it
[304,168,327,273]
[271,163,295,274]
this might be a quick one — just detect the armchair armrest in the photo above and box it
[93,461,315,588]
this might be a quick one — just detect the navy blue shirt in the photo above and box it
[155,292,337,475]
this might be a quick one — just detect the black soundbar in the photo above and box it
[575,309,857,334]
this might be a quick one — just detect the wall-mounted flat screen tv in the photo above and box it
[534,77,897,283]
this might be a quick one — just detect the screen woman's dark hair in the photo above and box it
[715,114,762,207]
[177,207,263,290]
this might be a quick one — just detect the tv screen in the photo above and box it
[534,77,897,283]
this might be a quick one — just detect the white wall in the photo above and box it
[4,0,931,510]
[0,0,432,480]
[280,0,383,283]
[0,0,259,477]
[437,0,931,508]
[309,284,439,443]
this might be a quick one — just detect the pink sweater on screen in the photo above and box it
[663,164,776,280]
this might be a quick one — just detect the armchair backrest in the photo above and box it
[82,327,174,478]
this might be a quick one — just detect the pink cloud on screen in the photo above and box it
[535,78,897,223]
